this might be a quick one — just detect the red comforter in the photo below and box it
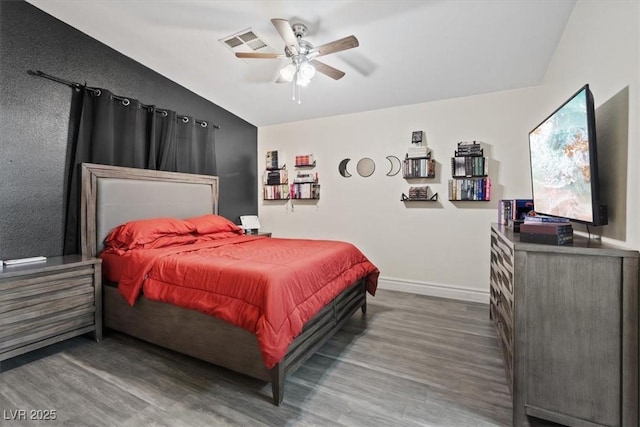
[102,235,379,368]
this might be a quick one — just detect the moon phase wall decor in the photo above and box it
[356,158,375,177]
[386,156,401,176]
[339,156,401,177]
[338,158,352,177]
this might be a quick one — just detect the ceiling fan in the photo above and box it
[236,18,359,102]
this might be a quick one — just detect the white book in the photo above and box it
[4,256,47,265]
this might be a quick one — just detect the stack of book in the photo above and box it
[263,184,289,200]
[294,154,315,166]
[451,156,487,177]
[404,157,435,177]
[290,183,320,199]
[408,186,429,200]
[448,177,491,201]
[407,145,431,158]
[293,171,317,183]
[455,141,483,156]
[520,218,573,245]
[264,169,287,185]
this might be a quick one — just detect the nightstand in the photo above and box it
[257,232,272,237]
[0,255,101,371]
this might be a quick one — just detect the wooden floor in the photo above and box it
[0,290,512,426]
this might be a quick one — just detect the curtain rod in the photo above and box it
[28,70,220,129]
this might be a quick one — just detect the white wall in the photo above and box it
[258,0,640,302]
[259,87,542,302]
[540,0,639,249]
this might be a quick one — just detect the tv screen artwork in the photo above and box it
[529,86,596,223]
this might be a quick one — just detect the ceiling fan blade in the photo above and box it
[312,60,346,80]
[311,35,359,58]
[235,52,285,59]
[271,18,299,54]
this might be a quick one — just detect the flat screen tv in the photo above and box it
[528,84,607,226]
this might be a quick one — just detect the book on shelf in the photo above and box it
[263,184,289,200]
[448,177,491,201]
[263,169,288,185]
[408,186,429,200]
[293,171,318,183]
[295,154,315,167]
[290,182,320,199]
[404,157,435,177]
[455,141,483,156]
[407,145,431,159]
[451,156,487,177]
[486,178,491,200]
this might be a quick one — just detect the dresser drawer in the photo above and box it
[490,227,515,391]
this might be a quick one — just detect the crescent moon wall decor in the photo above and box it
[386,155,402,176]
[356,157,375,177]
[338,158,352,178]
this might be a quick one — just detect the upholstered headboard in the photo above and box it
[81,163,219,257]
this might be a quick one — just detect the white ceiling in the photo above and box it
[26,0,576,127]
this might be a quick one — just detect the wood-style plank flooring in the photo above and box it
[0,290,512,426]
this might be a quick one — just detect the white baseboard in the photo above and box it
[377,276,489,304]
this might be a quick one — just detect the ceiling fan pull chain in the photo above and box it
[292,75,296,101]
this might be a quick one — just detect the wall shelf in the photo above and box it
[448,141,491,201]
[401,193,438,202]
[403,155,435,179]
[263,184,290,200]
[294,162,316,168]
[263,150,289,201]
[291,182,320,200]
[292,154,319,201]
[402,141,436,204]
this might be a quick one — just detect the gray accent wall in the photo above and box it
[0,0,257,259]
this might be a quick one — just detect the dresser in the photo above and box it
[0,256,101,370]
[490,224,638,426]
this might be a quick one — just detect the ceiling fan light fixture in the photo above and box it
[296,76,311,87]
[279,63,296,82]
[242,18,358,103]
[298,61,316,81]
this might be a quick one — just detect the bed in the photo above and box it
[79,163,379,405]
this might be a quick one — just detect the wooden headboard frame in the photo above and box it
[81,163,219,258]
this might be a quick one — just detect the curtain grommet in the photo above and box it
[200,121,207,128]
[122,98,130,107]
[93,89,101,97]
[182,116,189,124]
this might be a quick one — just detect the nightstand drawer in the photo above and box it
[0,256,101,366]
[0,267,95,302]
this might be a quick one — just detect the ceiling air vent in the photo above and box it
[238,31,257,43]
[224,37,243,49]
[220,28,273,54]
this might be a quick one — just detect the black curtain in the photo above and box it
[63,86,217,254]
